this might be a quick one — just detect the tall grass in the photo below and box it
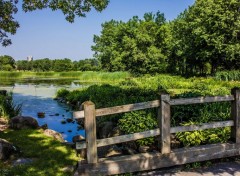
[215,70,240,81]
[0,71,130,82]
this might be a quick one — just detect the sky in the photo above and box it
[0,0,195,61]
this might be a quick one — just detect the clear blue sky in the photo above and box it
[0,0,195,61]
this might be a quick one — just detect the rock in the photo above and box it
[0,90,7,96]
[72,135,85,143]
[138,145,150,153]
[66,118,73,123]
[109,127,122,137]
[171,134,181,149]
[43,129,64,142]
[77,125,84,131]
[122,146,137,155]
[10,116,39,130]
[13,158,34,166]
[97,121,115,139]
[61,120,67,124]
[105,145,123,157]
[0,138,17,160]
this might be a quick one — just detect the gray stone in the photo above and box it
[105,145,123,157]
[10,116,39,130]
[0,138,16,160]
[43,129,64,142]
[138,145,150,153]
[72,135,85,143]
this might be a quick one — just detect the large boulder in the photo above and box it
[43,129,64,142]
[0,138,16,160]
[10,116,39,130]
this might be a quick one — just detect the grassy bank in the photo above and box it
[0,71,130,83]
[0,129,78,176]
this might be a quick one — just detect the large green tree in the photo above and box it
[0,0,109,46]
[92,12,171,74]
[0,55,16,70]
[170,0,240,75]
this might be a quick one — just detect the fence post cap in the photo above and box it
[83,101,95,106]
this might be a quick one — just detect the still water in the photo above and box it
[0,79,85,142]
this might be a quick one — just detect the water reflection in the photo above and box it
[0,80,85,142]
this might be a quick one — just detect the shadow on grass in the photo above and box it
[0,129,79,176]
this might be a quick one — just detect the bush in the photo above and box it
[0,94,22,119]
[118,111,157,146]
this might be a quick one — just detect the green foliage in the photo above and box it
[170,0,240,75]
[0,129,78,176]
[118,111,157,146]
[0,0,19,46]
[176,122,230,146]
[0,55,16,71]
[215,70,240,81]
[0,94,22,119]
[1,0,109,46]
[92,12,170,74]
[56,88,70,98]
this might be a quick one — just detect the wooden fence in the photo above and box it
[73,88,240,176]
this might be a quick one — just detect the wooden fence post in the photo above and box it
[231,88,240,143]
[83,101,98,163]
[158,94,171,154]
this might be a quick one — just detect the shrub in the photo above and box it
[118,111,157,146]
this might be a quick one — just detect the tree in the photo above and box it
[0,55,16,71]
[0,0,109,46]
[92,11,170,74]
[170,0,240,75]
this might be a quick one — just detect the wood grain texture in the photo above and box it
[76,143,240,176]
[84,101,98,164]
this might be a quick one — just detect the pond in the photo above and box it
[0,78,86,142]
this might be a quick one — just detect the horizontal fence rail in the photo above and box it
[76,120,234,150]
[73,95,234,119]
[74,88,240,176]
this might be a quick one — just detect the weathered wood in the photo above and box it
[231,88,240,143]
[73,110,84,119]
[158,94,171,154]
[84,101,98,164]
[76,129,160,150]
[76,120,234,150]
[73,100,160,119]
[76,143,240,176]
[171,120,234,133]
[169,95,234,106]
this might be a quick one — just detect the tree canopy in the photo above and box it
[0,0,109,46]
[93,0,240,76]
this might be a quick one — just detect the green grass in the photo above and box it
[0,129,79,176]
[0,71,130,83]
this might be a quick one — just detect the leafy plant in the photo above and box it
[0,94,22,119]
[118,111,157,146]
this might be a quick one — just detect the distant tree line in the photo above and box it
[0,56,100,72]
[92,0,240,76]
